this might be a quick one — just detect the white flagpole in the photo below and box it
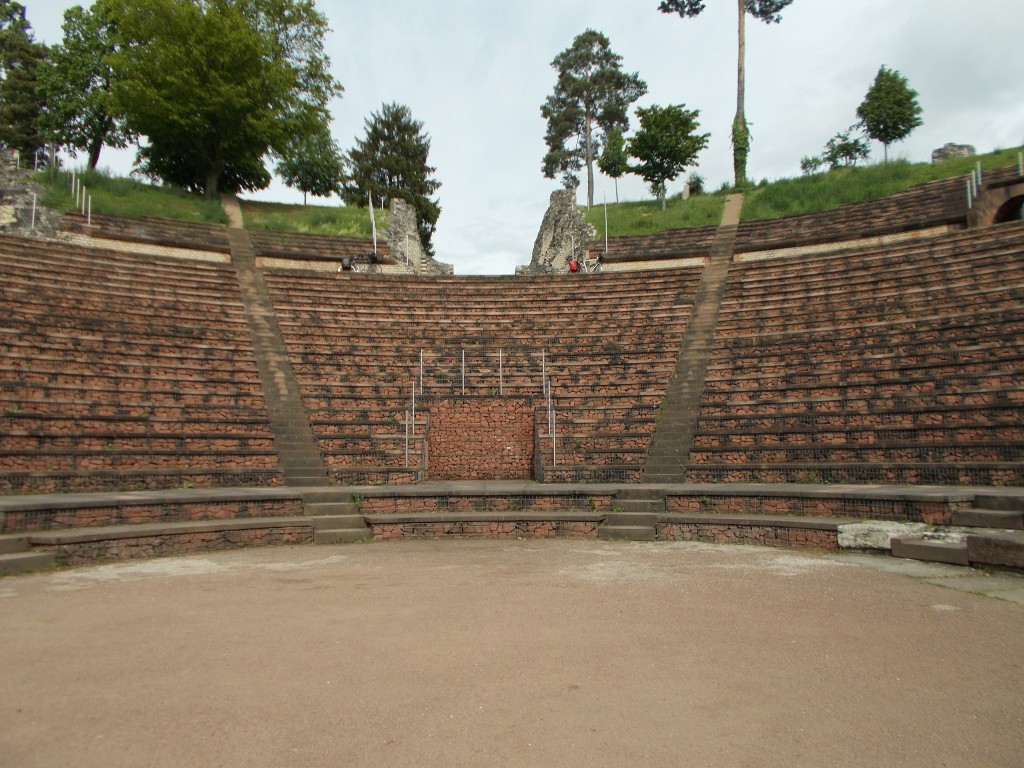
[368,191,377,254]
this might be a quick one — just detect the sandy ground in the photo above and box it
[1,539,1022,768]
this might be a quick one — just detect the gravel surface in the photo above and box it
[2,540,1022,767]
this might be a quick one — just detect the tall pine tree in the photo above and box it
[343,102,441,255]
[541,29,647,208]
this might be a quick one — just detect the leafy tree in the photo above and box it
[822,127,869,169]
[856,65,923,162]
[0,0,47,159]
[106,0,341,196]
[343,102,441,255]
[628,103,710,210]
[541,29,647,208]
[799,155,823,175]
[36,0,134,170]
[597,126,629,203]
[276,123,344,205]
[659,0,793,188]
[686,171,705,195]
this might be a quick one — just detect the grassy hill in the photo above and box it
[34,146,1020,241]
[34,168,383,236]
[586,146,1021,237]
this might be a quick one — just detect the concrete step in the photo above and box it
[612,498,662,513]
[0,549,57,576]
[972,494,1024,512]
[307,514,365,531]
[952,508,1024,529]
[305,501,360,517]
[606,511,659,527]
[314,528,372,545]
[891,537,969,566]
[966,531,1024,570]
[0,534,30,555]
[598,525,656,542]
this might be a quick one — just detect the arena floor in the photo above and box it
[2,540,1023,767]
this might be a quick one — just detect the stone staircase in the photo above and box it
[643,193,743,483]
[598,487,665,541]
[0,534,55,576]
[228,227,329,487]
[891,494,1024,568]
[303,490,371,544]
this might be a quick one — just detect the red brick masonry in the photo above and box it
[427,397,534,480]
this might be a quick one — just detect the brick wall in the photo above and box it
[658,522,838,550]
[426,397,535,480]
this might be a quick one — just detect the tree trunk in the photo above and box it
[661,191,667,211]
[734,0,747,188]
[614,176,619,204]
[87,138,102,171]
[584,108,595,208]
[204,161,223,199]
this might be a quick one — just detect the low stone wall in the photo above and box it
[59,232,230,264]
[371,520,598,540]
[40,523,313,566]
[360,494,612,516]
[665,493,968,524]
[426,397,534,480]
[4,498,303,532]
[658,520,839,550]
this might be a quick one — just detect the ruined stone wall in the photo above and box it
[387,198,454,275]
[517,189,596,275]
[0,151,61,237]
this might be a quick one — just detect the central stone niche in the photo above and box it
[426,397,535,480]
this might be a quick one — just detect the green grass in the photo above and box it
[241,199,385,238]
[740,147,1022,222]
[35,168,228,224]
[585,191,728,238]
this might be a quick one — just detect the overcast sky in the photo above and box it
[27,0,1024,274]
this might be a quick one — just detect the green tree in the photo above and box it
[276,123,344,205]
[628,103,710,210]
[106,0,341,196]
[0,1,47,159]
[856,65,923,162]
[659,0,793,188]
[541,29,647,208]
[343,102,441,255]
[36,0,134,170]
[821,127,869,169]
[597,126,629,203]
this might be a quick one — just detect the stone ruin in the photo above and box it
[387,197,453,275]
[932,143,976,163]
[0,150,62,237]
[517,188,595,275]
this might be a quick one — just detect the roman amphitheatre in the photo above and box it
[1,149,1023,766]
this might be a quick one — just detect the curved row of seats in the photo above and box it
[687,220,1024,485]
[0,235,281,493]
[262,267,703,483]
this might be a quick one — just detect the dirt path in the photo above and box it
[2,540,1022,767]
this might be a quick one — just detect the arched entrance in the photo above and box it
[994,194,1024,223]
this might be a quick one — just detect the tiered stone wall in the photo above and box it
[426,397,534,480]
[665,494,968,524]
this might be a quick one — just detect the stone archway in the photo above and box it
[994,194,1024,223]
